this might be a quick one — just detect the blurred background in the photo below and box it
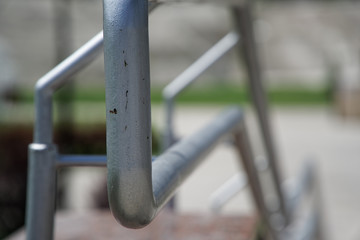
[1,0,360,239]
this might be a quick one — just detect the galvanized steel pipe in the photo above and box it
[162,31,239,150]
[103,0,248,228]
[27,32,103,240]
[34,31,103,144]
[232,3,289,225]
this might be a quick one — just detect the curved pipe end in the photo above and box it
[107,169,156,228]
[109,201,156,229]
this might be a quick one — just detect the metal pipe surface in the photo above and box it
[104,0,155,228]
[153,108,243,209]
[210,172,247,212]
[286,162,314,216]
[57,155,107,167]
[26,3,158,240]
[34,31,103,143]
[162,32,239,101]
[162,31,239,150]
[149,0,245,5]
[34,2,158,144]
[233,125,278,240]
[231,3,289,225]
[103,0,246,228]
[26,144,57,240]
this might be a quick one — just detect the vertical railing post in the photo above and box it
[26,87,57,240]
[103,0,156,227]
[231,2,289,226]
[233,124,278,240]
[26,144,57,240]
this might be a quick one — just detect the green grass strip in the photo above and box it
[16,84,332,106]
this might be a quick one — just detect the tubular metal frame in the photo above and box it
[231,2,289,226]
[26,31,104,240]
[25,0,324,240]
[160,2,290,236]
[162,31,239,150]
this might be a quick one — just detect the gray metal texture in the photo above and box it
[162,31,239,150]
[34,31,103,144]
[26,32,103,240]
[26,144,57,240]
[209,172,247,212]
[149,0,245,5]
[153,108,243,210]
[162,32,239,101]
[27,3,159,239]
[102,1,245,222]
[102,1,245,219]
[33,4,158,145]
[57,155,107,167]
[103,0,153,228]
[231,3,289,225]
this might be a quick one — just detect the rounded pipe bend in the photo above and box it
[103,0,156,228]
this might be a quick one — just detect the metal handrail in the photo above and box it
[231,5,289,225]
[162,32,239,101]
[209,172,247,212]
[162,31,239,149]
[25,0,324,239]
[27,3,159,239]
[34,31,103,144]
[26,31,104,240]
[103,0,248,228]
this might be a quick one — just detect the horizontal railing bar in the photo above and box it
[209,172,247,212]
[162,31,239,101]
[57,155,107,167]
[104,0,244,229]
[57,155,158,167]
[149,0,245,6]
[34,31,103,143]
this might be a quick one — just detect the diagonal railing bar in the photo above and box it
[34,3,160,145]
[26,31,104,240]
[162,31,239,149]
[162,32,239,101]
[233,125,279,240]
[34,31,103,144]
[231,3,289,226]
[152,108,244,211]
